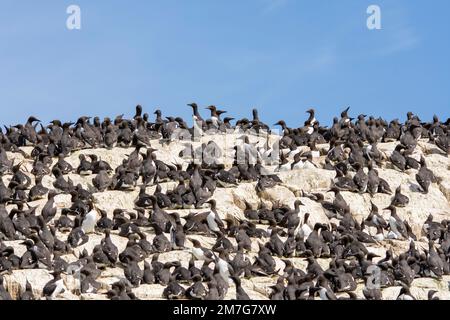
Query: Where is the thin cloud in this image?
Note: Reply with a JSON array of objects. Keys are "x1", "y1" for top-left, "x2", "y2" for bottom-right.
[
  {"x1": 377, "y1": 26, "x2": 420, "y2": 56},
  {"x1": 260, "y1": 0, "x2": 288, "y2": 15},
  {"x1": 305, "y1": 50, "x2": 337, "y2": 72},
  {"x1": 373, "y1": 5, "x2": 421, "y2": 57},
  {"x1": 287, "y1": 47, "x2": 338, "y2": 75}
]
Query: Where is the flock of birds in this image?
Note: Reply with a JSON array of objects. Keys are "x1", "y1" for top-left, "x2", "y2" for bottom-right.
[{"x1": 0, "y1": 104, "x2": 449, "y2": 300}]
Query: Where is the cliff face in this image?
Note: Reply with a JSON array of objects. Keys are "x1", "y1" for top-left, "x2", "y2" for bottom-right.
[{"x1": 2, "y1": 134, "x2": 450, "y2": 300}]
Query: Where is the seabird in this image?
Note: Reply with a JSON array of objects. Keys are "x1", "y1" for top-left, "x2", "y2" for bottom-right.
[
  {"x1": 396, "y1": 284, "x2": 416, "y2": 300},
  {"x1": 96, "y1": 209, "x2": 113, "y2": 230},
  {"x1": 67, "y1": 216, "x2": 89, "y2": 248},
  {"x1": 152, "y1": 224, "x2": 172, "y2": 253},
  {"x1": 54, "y1": 154, "x2": 73, "y2": 175},
  {"x1": 428, "y1": 290, "x2": 440, "y2": 300},
  {"x1": 253, "y1": 243, "x2": 277, "y2": 275},
  {"x1": 155, "y1": 262, "x2": 178, "y2": 286},
  {"x1": 93, "y1": 170, "x2": 112, "y2": 192},
  {"x1": 123, "y1": 257, "x2": 143, "y2": 287},
  {"x1": 189, "y1": 239, "x2": 215, "y2": 263},
  {"x1": 231, "y1": 276, "x2": 250, "y2": 300},
  {"x1": 315, "y1": 275, "x2": 337, "y2": 300},
  {"x1": 0, "y1": 275, "x2": 12, "y2": 300},
  {"x1": 353, "y1": 162, "x2": 368, "y2": 193},
  {"x1": 416, "y1": 156, "x2": 436, "y2": 194},
  {"x1": 186, "y1": 274, "x2": 207, "y2": 300},
  {"x1": 81, "y1": 202, "x2": 99, "y2": 234},
  {"x1": 205, "y1": 200, "x2": 226, "y2": 234},
  {"x1": 205, "y1": 279, "x2": 221, "y2": 300},
  {"x1": 163, "y1": 279, "x2": 186, "y2": 300},
  {"x1": 391, "y1": 186, "x2": 409, "y2": 207},
  {"x1": 28, "y1": 176, "x2": 49, "y2": 201},
  {"x1": 19, "y1": 280, "x2": 35, "y2": 300},
  {"x1": 427, "y1": 240, "x2": 444, "y2": 279},
  {"x1": 365, "y1": 202, "x2": 388, "y2": 230},
  {"x1": 385, "y1": 205, "x2": 409, "y2": 240},
  {"x1": 43, "y1": 271, "x2": 66, "y2": 299},
  {"x1": 390, "y1": 144, "x2": 406, "y2": 171}
]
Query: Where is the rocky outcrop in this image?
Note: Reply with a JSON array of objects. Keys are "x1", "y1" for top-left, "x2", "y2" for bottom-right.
[{"x1": 2, "y1": 135, "x2": 450, "y2": 300}]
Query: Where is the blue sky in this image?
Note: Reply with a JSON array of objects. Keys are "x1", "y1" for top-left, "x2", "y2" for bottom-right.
[{"x1": 0, "y1": 0, "x2": 449, "y2": 127}]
